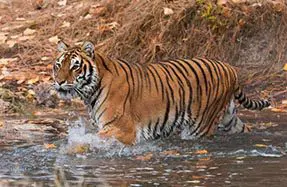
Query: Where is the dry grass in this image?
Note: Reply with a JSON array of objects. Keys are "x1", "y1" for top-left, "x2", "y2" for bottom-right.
[
  {"x1": 0, "y1": 0, "x2": 286, "y2": 103},
  {"x1": 1, "y1": 0, "x2": 287, "y2": 65}
]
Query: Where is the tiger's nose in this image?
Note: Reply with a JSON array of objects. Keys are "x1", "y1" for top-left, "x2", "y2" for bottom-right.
[
  {"x1": 54, "y1": 80, "x2": 67, "y2": 90},
  {"x1": 58, "y1": 80, "x2": 67, "y2": 86}
]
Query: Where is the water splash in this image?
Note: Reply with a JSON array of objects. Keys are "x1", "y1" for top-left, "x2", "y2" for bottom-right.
[{"x1": 63, "y1": 117, "x2": 162, "y2": 157}]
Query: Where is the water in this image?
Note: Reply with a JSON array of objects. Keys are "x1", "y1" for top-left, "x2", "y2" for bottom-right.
[{"x1": 0, "y1": 111, "x2": 286, "y2": 186}]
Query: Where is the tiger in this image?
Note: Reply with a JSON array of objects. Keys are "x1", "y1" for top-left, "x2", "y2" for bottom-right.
[{"x1": 52, "y1": 40, "x2": 270, "y2": 145}]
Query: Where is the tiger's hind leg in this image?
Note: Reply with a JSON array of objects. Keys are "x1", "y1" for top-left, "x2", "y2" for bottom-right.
[{"x1": 217, "y1": 99, "x2": 251, "y2": 134}]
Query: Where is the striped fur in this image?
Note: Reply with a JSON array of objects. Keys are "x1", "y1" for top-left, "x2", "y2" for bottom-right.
[{"x1": 53, "y1": 41, "x2": 270, "y2": 145}]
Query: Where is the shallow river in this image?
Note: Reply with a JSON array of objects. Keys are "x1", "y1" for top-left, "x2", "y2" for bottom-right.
[{"x1": 0, "y1": 110, "x2": 286, "y2": 186}]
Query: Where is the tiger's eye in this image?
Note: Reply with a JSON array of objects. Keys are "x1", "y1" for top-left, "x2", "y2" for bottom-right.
[
  {"x1": 54, "y1": 63, "x2": 61, "y2": 71},
  {"x1": 71, "y1": 65, "x2": 80, "y2": 71}
]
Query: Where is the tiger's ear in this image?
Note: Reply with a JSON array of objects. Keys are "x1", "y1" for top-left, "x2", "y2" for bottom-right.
[
  {"x1": 82, "y1": 41, "x2": 95, "y2": 59},
  {"x1": 57, "y1": 40, "x2": 69, "y2": 52}
]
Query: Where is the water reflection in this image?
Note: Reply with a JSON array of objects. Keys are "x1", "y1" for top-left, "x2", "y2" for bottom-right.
[{"x1": 0, "y1": 115, "x2": 287, "y2": 186}]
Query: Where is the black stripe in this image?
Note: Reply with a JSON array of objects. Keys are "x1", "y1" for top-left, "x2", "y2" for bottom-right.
[
  {"x1": 216, "y1": 60, "x2": 231, "y2": 87},
  {"x1": 117, "y1": 61, "x2": 131, "y2": 113},
  {"x1": 135, "y1": 63, "x2": 145, "y2": 99},
  {"x1": 146, "y1": 66, "x2": 159, "y2": 93},
  {"x1": 119, "y1": 59, "x2": 135, "y2": 95},
  {"x1": 147, "y1": 121, "x2": 152, "y2": 136},
  {"x1": 158, "y1": 64, "x2": 175, "y2": 104},
  {"x1": 90, "y1": 86, "x2": 104, "y2": 108},
  {"x1": 102, "y1": 117, "x2": 117, "y2": 128},
  {"x1": 150, "y1": 65, "x2": 165, "y2": 101},
  {"x1": 153, "y1": 118, "x2": 161, "y2": 139},
  {"x1": 159, "y1": 63, "x2": 174, "y2": 81},
  {"x1": 197, "y1": 58, "x2": 214, "y2": 84},
  {"x1": 98, "y1": 55, "x2": 112, "y2": 73},
  {"x1": 142, "y1": 65, "x2": 152, "y2": 92},
  {"x1": 188, "y1": 58, "x2": 208, "y2": 94},
  {"x1": 111, "y1": 60, "x2": 120, "y2": 76},
  {"x1": 97, "y1": 108, "x2": 107, "y2": 122},
  {"x1": 160, "y1": 90, "x2": 170, "y2": 133},
  {"x1": 165, "y1": 104, "x2": 179, "y2": 138},
  {"x1": 200, "y1": 97, "x2": 224, "y2": 137},
  {"x1": 180, "y1": 59, "x2": 202, "y2": 117}
]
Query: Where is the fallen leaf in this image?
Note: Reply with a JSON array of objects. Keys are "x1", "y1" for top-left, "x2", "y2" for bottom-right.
[
  {"x1": 46, "y1": 64, "x2": 53, "y2": 70},
  {"x1": 10, "y1": 34, "x2": 21, "y2": 39},
  {"x1": 48, "y1": 35, "x2": 60, "y2": 44},
  {"x1": 26, "y1": 89, "x2": 36, "y2": 101},
  {"x1": 135, "y1": 153, "x2": 153, "y2": 161},
  {"x1": 16, "y1": 79, "x2": 25, "y2": 84},
  {"x1": 58, "y1": 0, "x2": 67, "y2": 6},
  {"x1": 6, "y1": 40, "x2": 17, "y2": 48},
  {"x1": 41, "y1": 56, "x2": 50, "y2": 61},
  {"x1": 161, "y1": 150, "x2": 180, "y2": 156},
  {"x1": 89, "y1": 4, "x2": 107, "y2": 16},
  {"x1": 283, "y1": 63, "x2": 287, "y2": 71},
  {"x1": 69, "y1": 144, "x2": 90, "y2": 154},
  {"x1": 43, "y1": 76, "x2": 51, "y2": 82},
  {"x1": 187, "y1": 180, "x2": 201, "y2": 184},
  {"x1": 236, "y1": 156, "x2": 246, "y2": 160},
  {"x1": 84, "y1": 14, "x2": 92, "y2": 19},
  {"x1": 198, "y1": 157, "x2": 210, "y2": 161},
  {"x1": 195, "y1": 149, "x2": 208, "y2": 154},
  {"x1": 44, "y1": 143, "x2": 57, "y2": 149},
  {"x1": 27, "y1": 76, "x2": 39, "y2": 84},
  {"x1": 18, "y1": 35, "x2": 35, "y2": 41},
  {"x1": 163, "y1": 7, "x2": 174, "y2": 15},
  {"x1": 254, "y1": 144, "x2": 268, "y2": 148},
  {"x1": 192, "y1": 175, "x2": 205, "y2": 179},
  {"x1": 107, "y1": 22, "x2": 119, "y2": 29},
  {"x1": 0, "y1": 58, "x2": 18, "y2": 65},
  {"x1": 60, "y1": 21, "x2": 70, "y2": 28},
  {"x1": 56, "y1": 13, "x2": 65, "y2": 17},
  {"x1": 1, "y1": 66, "x2": 10, "y2": 76},
  {"x1": 0, "y1": 33, "x2": 7, "y2": 44},
  {"x1": 231, "y1": 0, "x2": 245, "y2": 3},
  {"x1": 1, "y1": 24, "x2": 24, "y2": 32},
  {"x1": 0, "y1": 120, "x2": 3, "y2": 128},
  {"x1": 16, "y1": 17, "x2": 26, "y2": 21},
  {"x1": 23, "y1": 28, "x2": 36, "y2": 35},
  {"x1": 271, "y1": 108, "x2": 287, "y2": 112},
  {"x1": 217, "y1": 0, "x2": 228, "y2": 6}
]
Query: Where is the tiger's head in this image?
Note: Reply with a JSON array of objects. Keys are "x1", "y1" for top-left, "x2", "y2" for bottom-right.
[{"x1": 52, "y1": 40, "x2": 99, "y2": 100}]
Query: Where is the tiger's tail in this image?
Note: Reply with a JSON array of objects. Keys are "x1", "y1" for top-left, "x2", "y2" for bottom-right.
[{"x1": 234, "y1": 87, "x2": 271, "y2": 110}]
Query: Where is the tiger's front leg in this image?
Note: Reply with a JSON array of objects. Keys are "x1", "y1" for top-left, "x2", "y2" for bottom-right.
[{"x1": 97, "y1": 114, "x2": 137, "y2": 145}]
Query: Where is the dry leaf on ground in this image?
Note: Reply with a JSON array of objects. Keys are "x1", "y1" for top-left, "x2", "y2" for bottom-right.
[
  {"x1": 48, "y1": 35, "x2": 60, "y2": 44},
  {"x1": 163, "y1": 7, "x2": 174, "y2": 15},
  {"x1": 23, "y1": 28, "x2": 36, "y2": 35},
  {"x1": 60, "y1": 21, "x2": 70, "y2": 28},
  {"x1": 27, "y1": 76, "x2": 39, "y2": 85},
  {"x1": 195, "y1": 149, "x2": 208, "y2": 154},
  {"x1": 44, "y1": 143, "x2": 57, "y2": 149},
  {"x1": 68, "y1": 144, "x2": 90, "y2": 154},
  {"x1": 271, "y1": 108, "x2": 287, "y2": 112},
  {"x1": 160, "y1": 150, "x2": 180, "y2": 156},
  {"x1": 58, "y1": 0, "x2": 67, "y2": 6},
  {"x1": 0, "y1": 58, "x2": 18, "y2": 65},
  {"x1": 135, "y1": 153, "x2": 153, "y2": 161},
  {"x1": 254, "y1": 144, "x2": 268, "y2": 148}
]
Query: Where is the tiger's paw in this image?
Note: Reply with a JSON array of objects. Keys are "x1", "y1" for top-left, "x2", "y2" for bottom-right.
[{"x1": 97, "y1": 125, "x2": 115, "y2": 139}]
